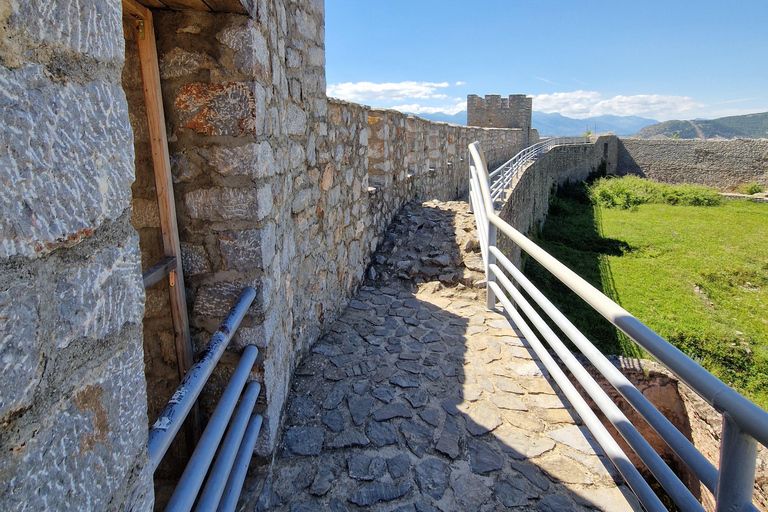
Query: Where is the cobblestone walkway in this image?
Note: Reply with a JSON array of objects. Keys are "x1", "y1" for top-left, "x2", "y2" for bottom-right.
[{"x1": 246, "y1": 200, "x2": 641, "y2": 512}]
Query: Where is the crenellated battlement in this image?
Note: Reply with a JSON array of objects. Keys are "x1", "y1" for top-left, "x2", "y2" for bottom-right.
[{"x1": 467, "y1": 94, "x2": 533, "y2": 144}]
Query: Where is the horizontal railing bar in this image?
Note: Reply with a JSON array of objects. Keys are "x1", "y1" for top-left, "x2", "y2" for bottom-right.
[
  {"x1": 195, "y1": 380, "x2": 262, "y2": 512},
  {"x1": 468, "y1": 140, "x2": 768, "y2": 448},
  {"x1": 165, "y1": 344, "x2": 259, "y2": 512},
  {"x1": 489, "y1": 245, "x2": 719, "y2": 492},
  {"x1": 486, "y1": 280, "x2": 668, "y2": 512},
  {"x1": 487, "y1": 208, "x2": 768, "y2": 447},
  {"x1": 489, "y1": 265, "x2": 705, "y2": 512},
  {"x1": 217, "y1": 413, "x2": 264, "y2": 512},
  {"x1": 148, "y1": 286, "x2": 257, "y2": 470},
  {"x1": 143, "y1": 256, "x2": 176, "y2": 289}
]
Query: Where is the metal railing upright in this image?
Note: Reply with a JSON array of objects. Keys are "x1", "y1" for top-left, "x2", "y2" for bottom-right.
[
  {"x1": 467, "y1": 141, "x2": 767, "y2": 512},
  {"x1": 487, "y1": 137, "x2": 589, "y2": 204}
]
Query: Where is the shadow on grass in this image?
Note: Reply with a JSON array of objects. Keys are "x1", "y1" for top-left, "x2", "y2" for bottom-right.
[{"x1": 522, "y1": 181, "x2": 643, "y2": 359}]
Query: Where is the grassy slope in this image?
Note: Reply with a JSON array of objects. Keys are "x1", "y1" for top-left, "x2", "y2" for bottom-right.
[{"x1": 527, "y1": 193, "x2": 768, "y2": 408}]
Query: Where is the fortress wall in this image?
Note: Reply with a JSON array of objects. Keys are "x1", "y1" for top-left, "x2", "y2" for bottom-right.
[
  {"x1": 499, "y1": 135, "x2": 618, "y2": 267},
  {"x1": 618, "y1": 138, "x2": 768, "y2": 189},
  {"x1": 0, "y1": 1, "x2": 153, "y2": 510}
]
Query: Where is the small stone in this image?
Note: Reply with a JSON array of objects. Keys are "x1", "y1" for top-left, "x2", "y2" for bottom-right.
[
  {"x1": 496, "y1": 378, "x2": 525, "y2": 394},
  {"x1": 390, "y1": 373, "x2": 419, "y2": 388},
  {"x1": 435, "y1": 415, "x2": 461, "y2": 459},
  {"x1": 537, "y1": 495, "x2": 576, "y2": 512},
  {"x1": 290, "y1": 502, "x2": 320, "y2": 512},
  {"x1": 352, "y1": 380, "x2": 370, "y2": 395},
  {"x1": 373, "y1": 402, "x2": 413, "y2": 421},
  {"x1": 348, "y1": 482, "x2": 412, "y2": 506},
  {"x1": 422, "y1": 331, "x2": 441, "y2": 343},
  {"x1": 328, "y1": 498, "x2": 349, "y2": 512},
  {"x1": 414, "y1": 503, "x2": 439, "y2": 512},
  {"x1": 468, "y1": 439, "x2": 503, "y2": 474},
  {"x1": 285, "y1": 427, "x2": 324, "y2": 456},
  {"x1": 424, "y1": 368, "x2": 441, "y2": 381},
  {"x1": 404, "y1": 390, "x2": 428, "y2": 408},
  {"x1": 498, "y1": 433, "x2": 555, "y2": 459},
  {"x1": 372, "y1": 366, "x2": 396, "y2": 383},
  {"x1": 440, "y1": 399, "x2": 461, "y2": 416},
  {"x1": 310, "y1": 459, "x2": 334, "y2": 496},
  {"x1": 288, "y1": 396, "x2": 319, "y2": 423},
  {"x1": 348, "y1": 455, "x2": 387, "y2": 481},
  {"x1": 387, "y1": 454, "x2": 410, "y2": 479},
  {"x1": 366, "y1": 421, "x2": 397, "y2": 447},
  {"x1": 547, "y1": 425, "x2": 597, "y2": 454},
  {"x1": 256, "y1": 478, "x2": 282, "y2": 511},
  {"x1": 274, "y1": 465, "x2": 313, "y2": 501},
  {"x1": 490, "y1": 393, "x2": 528, "y2": 411},
  {"x1": 322, "y1": 410, "x2": 345, "y2": 432},
  {"x1": 372, "y1": 386, "x2": 396, "y2": 403},
  {"x1": 326, "y1": 428, "x2": 369, "y2": 449},
  {"x1": 465, "y1": 405, "x2": 502, "y2": 436},
  {"x1": 396, "y1": 360, "x2": 422, "y2": 373},
  {"x1": 323, "y1": 381, "x2": 348, "y2": 410},
  {"x1": 419, "y1": 409, "x2": 440, "y2": 427},
  {"x1": 349, "y1": 299, "x2": 371, "y2": 310},
  {"x1": 493, "y1": 479, "x2": 530, "y2": 507},
  {"x1": 400, "y1": 420, "x2": 432, "y2": 457},
  {"x1": 414, "y1": 458, "x2": 450, "y2": 499},
  {"x1": 451, "y1": 474, "x2": 492, "y2": 510},
  {"x1": 348, "y1": 395, "x2": 373, "y2": 426},
  {"x1": 509, "y1": 461, "x2": 550, "y2": 491}
]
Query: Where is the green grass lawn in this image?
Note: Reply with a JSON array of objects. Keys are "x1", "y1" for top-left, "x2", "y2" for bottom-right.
[{"x1": 525, "y1": 182, "x2": 768, "y2": 408}]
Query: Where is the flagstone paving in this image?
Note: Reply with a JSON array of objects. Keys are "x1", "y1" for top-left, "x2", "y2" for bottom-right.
[{"x1": 244, "y1": 199, "x2": 641, "y2": 512}]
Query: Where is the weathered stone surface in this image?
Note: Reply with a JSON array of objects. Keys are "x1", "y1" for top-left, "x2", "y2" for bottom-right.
[
  {"x1": 373, "y1": 402, "x2": 412, "y2": 421},
  {"x1": 536, "y1": 494, "x2": 576, "y2": 512},
  {"x1": 274, "y1": 465, "x2": 313, "y2": 501},
  {"x1": 175, "y1": 82, "x2": 257, "y2": 136},
  {"x1": 347, "y1": 455, "x2": 386, "y2": 481},
  {"x1": 322, "y1": 410, "x2": 345, "y2": 432},
  {"x1": 180, "y1": 243, "x2": 210, "y2": 276},
  {"x1": 326, "y1": 429, "x2": 369, "y2": 449},
  {"x1": 390, "y1": 373, "x2": 419, "y2": 388},
  {"x1": 465, "y1": 404, "x2": 502, "y2": 436},
  {"x1": 184, "y1": 187, "x2": 262, "y2": 221},
  {"x1": 347, "y1": 395, "x2": 373, "y2": 426},
  {"x1": 366, "y1": 421, "x2": 397, "y2": 447},
  {"x1": 219, "y1": 229, "x2": 263, "y2": 271},
  {"x1": 285, "y1": 427, "x2": 324, "y2": 456},
  {"x1": 435, "y1": 414, "x2": 461, "y2": 459},
  {"x1": 387, "y1": 453, "x2": 410, "y2": 479},
  {"x1": 494, "y1": 477, "x2": 536, "y2": 507},
  {"x1": 468, "y1": 439, "x2": 504, "y2": 474},
  {"x1": 547, "y1": 425, "x2": 597, "y2": 454},
  {"x1": 498, "y1": 432, "x2": 556, "y2": 459},
  {"x1": 348, "y1": 482, "x2": 412, "y2": 506},
  {"x1": 400, "y1": 420, "x2": 432, "y2": 457},
  {"x1": 0, "y1": 67, "x2": 134, "y2": 259},
  {"x1": 451, "y1": 474, "x2": 492, "y2": 510},
  {"x1": 323, "y1": 381, "x2": 348, "y2": 410},
  {"x1": 414, "y1": 458, "x2": 450, "y2": 499}
]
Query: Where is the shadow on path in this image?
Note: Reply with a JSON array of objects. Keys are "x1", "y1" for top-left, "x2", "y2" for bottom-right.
[{"x1": 242, "y1": 200, "x2": 640, "y2": 512}]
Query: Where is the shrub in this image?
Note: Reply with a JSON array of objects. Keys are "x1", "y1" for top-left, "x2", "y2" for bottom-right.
[
  {"x1": 738, "y1": 183, "x2": 765, "y2": 195},
  {"x1": 588, "y1": 176, "x2": 722, "y2": 209}
]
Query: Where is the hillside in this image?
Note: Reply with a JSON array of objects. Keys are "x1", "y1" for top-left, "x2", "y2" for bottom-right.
[
  {"x1": 404, "y1": 110, "x2": 657, "y2": 137},
  {"x1": 632, "y1": 111, "x2": 768, "y2": 139}
]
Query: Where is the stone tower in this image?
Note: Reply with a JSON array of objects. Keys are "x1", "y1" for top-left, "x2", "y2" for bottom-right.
[{"x1": 467, "y1": 94, "x2": 533, "y2": 144}]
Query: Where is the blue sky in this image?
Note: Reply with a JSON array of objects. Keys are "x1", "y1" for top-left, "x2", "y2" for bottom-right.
[{"x1": 325, "y1": 0, "x2": 768, "y2": 121}]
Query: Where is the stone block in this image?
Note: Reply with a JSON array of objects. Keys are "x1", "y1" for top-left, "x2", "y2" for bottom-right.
[
  {"x1": 184, "y1": 187, "x2": 261, "y2": 221},
  {"x1": 175, "y1": 82, "x2": 258, "y2": 136},
  {"x1": 217, "y1": 19, "x2": 269, "y2": 78},
  {"x1": 219, "y1": 229, "x2": 263, "y2": 271},
  {"x1": 0, "y1": 277, "x2": 41, "y2": 422},
  {"x1": 130, "y1": 198, "x2": 160, "y2": 230},
  {"x1": 1, "y1": 344, "x2": 150, "y2": 510},
  {"x1": 192, "y1": 280, "x2": 262, "y2": 319},
  {"x1": 0, "y1": 66, "x2": 134, "y2": 259},
  {"x1": 53, "y1": 234, "x2": 145, "y2": 348},
  {"x1": 158, "y1": 47, "x2": 215, "y2": 80},
  {"x1": 285, "y1": 103, "x2": 307, "y2": 135},
  {"x1": 180, "y1": 243, "x2": 210, "y2": 277},
  {"x1": 200, "y1": 141, "x2": 276, "y2": 179}
]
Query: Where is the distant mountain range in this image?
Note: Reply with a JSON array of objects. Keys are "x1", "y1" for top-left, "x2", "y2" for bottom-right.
[
  {"x1": 402, "y1": 110, "x2": 658, "y2": 137},
  {"x1": 632, "y1": 111, "x2": 768, "y2": 140}
]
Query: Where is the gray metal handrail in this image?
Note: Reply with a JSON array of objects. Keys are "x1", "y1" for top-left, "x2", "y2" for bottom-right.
[
  {"x1": 488, "y1": 136, "x2": 589, "y2": 204},
  {"x1": 468, "y1": 141, "x2": 766, "y2": 512},
  {"x1": 147, "y1": 287, "x2": 263, "y2": 512}
]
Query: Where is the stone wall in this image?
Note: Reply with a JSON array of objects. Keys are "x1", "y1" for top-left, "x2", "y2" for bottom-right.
[
  {"x1": 618, "y1": 138, "x2": 768, "y2": 189},
  {"x1": 499, "y1": 135, "x2": 618, "y2": 267},
  {"x1": 0, "y1": 0, "x2": 152, "y2": 510}
]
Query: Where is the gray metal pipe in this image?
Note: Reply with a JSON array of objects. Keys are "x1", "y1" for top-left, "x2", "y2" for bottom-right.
[
  {"x1": 164, "y1": 344, "x2": 259, "y2": 512},
  {"x1": 195, "y1": 380, "x2": 261, "y2": 512},
  {"x1": 217, "y1": 413, "x2": 264, "y2": 512},
  {"x1": 489, "y1": 245, "x2": 719, "y2": 493},
  {"x1": 148, "y1": 286, "x2": 257, "y2": 471},
  {"x1": 486, "y1": 280, "x2": 667, "y2": 512}
]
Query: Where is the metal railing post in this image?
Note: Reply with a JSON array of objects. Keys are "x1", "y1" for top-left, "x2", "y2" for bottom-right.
[
  {"x1": 486, "y1": 221, "x2": 497, "y2": 310},
  {"x1": 715, "y1": 414, "x2": 758, "y2": 512}
]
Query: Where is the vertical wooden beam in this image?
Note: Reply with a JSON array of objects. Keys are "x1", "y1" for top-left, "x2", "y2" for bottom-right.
[{"x1": 124, "y1": 0, "x2": 193, "y2": 383}]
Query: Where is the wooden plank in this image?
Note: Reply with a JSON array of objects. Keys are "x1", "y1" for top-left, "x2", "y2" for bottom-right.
[
  {"x1": 159, "y1": 0, "x2": 212, "y2": 11},
  {"x1": 122, "y1": 0, "x2": 149, "y2": 18},
  {"x1": 135, "y1": 0, "x2": 167, "y2": 9},
  {"x1": 143, "y1": 256, "x2": 177, "y2": 289},
  {"x1": 132, "y1": 7, "x2": 194, "y2": 383},
  {"x1": 202, "y1": 0, "x2": 248, "y2": 14}
]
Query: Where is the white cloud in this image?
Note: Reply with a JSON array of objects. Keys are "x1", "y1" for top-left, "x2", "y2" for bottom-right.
[
  {"x1": 327, "y1": 81, "x2": 451, "y2": 102},
  {"x1": 534, "y1": 90, "x2": 706, "y2": 120},
  {"x1": 391, "y1": 101, "x2": 467, "y2": 116},
  {"x1": 455, "y1": 81, "x2": 466, "y2": 86}
]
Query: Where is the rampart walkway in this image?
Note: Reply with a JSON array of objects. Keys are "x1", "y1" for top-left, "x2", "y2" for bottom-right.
[{"x1": 244, "y1": 199, "x2": 640, "y2": 511}]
